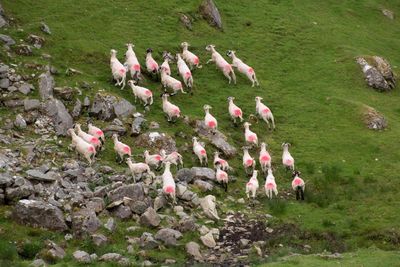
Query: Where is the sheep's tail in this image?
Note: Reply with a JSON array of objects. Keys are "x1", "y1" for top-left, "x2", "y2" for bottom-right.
[{"x1": 187, "y1": 76, "x2": 193, "y2": 88}]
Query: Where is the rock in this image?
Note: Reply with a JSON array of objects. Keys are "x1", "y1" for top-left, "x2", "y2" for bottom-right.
[
  {"x1": 195, "y1": 120, "x2": 237, "y2": 157},
  {"x1": 0, "y1": 64, "x2": 9, "y2": 76},
  {"x1": 38, "y1": 71, "x2": 54, "y2": 100},
  {"x1": 200, "y1": 232, "x2": 216, "y2": 248},
  {"x1": 140, "y1": 207, "x2": 160, "y2": 227},
  {"x1": 131, "y1": 116, "x2": 147, "y2": 136},
  {"x1": 25, "y1": 169, "x2": 57, "y2": 182},
  {"x1": 0, "y1": 78, "x2": 9, "y2": 88},
  {"x1": 180, "y1": 14, "x2": 193, "y2": 30},
  {"x1": 71, "y1": 99, "x2": 82, "y2": 118},
  {"x1": 0, "y1": 14, "x2": 6, "y2": 29},
  {"x1": 13, "y1": 200, "x2": 67, "y2": 231},
  {"x1": 73, "y1": 250, "x2": 91, "y2": 263},
  {"x1": 92, "y1": 234, "x2": 108, "y2": 246},
  {"x1": 363, "y1": 106, "x2": 387, "y2": 130},
  {"x1": 4, "y1": 99, "x2": 24, "y2": 108},
  {"x1": 108, "y1": 183, "x2": 145, "y2": 202},
  {"x1": 356, "y1": 57, "x2": 391, "y2": 92},
  {"x1": 30, "y1": 259, "x2": 47, "y2": 267},
  {"x1": 72, "y1": 208, "x2": 101, "y2": 236},
  {"x1": 194, "y1": 179, "x2": 214, "y2": 191},
  {"x1": 382, "y1": 9, "x2": 394, "y2": 20},
  {"x1": 199, "y1": 0, "x2": 223, "y2": 29},
  {"x1": 45, "y1": 98, "x2": 73, "y2": 136},
  {"x1": 14, "y1": 114, "x2": 27, "y2": 129},
  {"x1": 54, "y1": 86, "x2": 76, "y2": 101},
  {"x1": 90, "y1": 93, "x2": 117, "y2": 121},
  {"x1": 199, "y1": 195, "x2": 219, "y2": 220},
  {"x1": 140, "y1": 232, "x2": 159, "y2": 249},
  {"x1": 65, "y1": 68, "x2": 83, "y2": 76},
  {"x1": 15, "y1": 44, "x2": 33, "y2": 56},
  {"x1": 0, "y1": 172, "x2": 13, "y2": 187},
  {"x1": 99, "y1": 253, "x2": 122, "y2": 261},
  {"x1": 155, "y1": 228, "x2": 183, "y2": 246},
  {"x1": 40, "y1": 22, "x2": 51, "y2": 35},
  {"x1": 111, "y1": 205, "x2": 132, "y2": 220},
  {"x1": 103, "y1": 124, "x2": 126, "y2": 137},
  {"x1": 191, "y1": 167, "x2": 215, "y2": 182},
  {"x1": 113, "y1": 98, "x2": 135, "y2": 118},
  {"x1": 186, "y1": 242, "x2": 203, "y2": 261},
  {"x1": 135, "y1": 132, "x2": 177, "y2": 153},
  {"x1": 86, "y1": 197, "x2": 105, "y2": 213},
  {"x1": 240, "y1": 238, "x2": 250, "y2": 247},
  {"x1": 18, "y1": 83, "x2": 33, "y2": 95},
  {"x1": 83, "y1": 96, "x2": 90, "y2": 107},
  {"x1": 125, "y1": 198, "x2": 150, "y2": 215},
  {"x1": 5, "y1": 178, "x2": 34, "y2": 201},
  {"x1": 176, "y1": 184, "x2": 199, "y2": 203},
  {"x1": 24, "y1": 99, "x2": 41, "y2": 111},
  {"x1": 44, "y1": 241, "x2": 66, "y2": 260},
  {"x1": 372, "y1": 56, "x2": 396, "y2": 88},
  {"x1": 0, "y1": 34, "x2": 15, "y2": 46},
  {"x1": 179, "y1": 217, "x2": 196, "y2": 232},
  {"x1": 104, "y1": 217, "x2": 116, "y2": 231},
  {"x1": 27, "y1": 34, "x2": 45, "y2": 49}
]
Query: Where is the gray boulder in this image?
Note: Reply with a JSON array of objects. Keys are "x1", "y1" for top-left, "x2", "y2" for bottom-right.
[
  {"x1": 135, "y1": 132, "x2": 177, "y2": 153},
  {"x1": 5, "y1": 178, "x2": 34, "y2": 202},
  {"x1": 92, "y1": 234, "x2": 108, "y2": 246},
  {"x1": 12, "y1": 200, "x2": 67, "y2": 231},
  {"x1": 108, "y1": 183, "x2": 145, "y2": 202},
  {"x1": 356, "y1": 57, "x2": 391, "y2": 92},
  {"x1": 18, "y1": 83, "x2": 33, "y2": 95},
  {"x1": 73, "y1": 250, "x2": 91, "y2": 263},
  {"x1": 0, "y1": 78, "x2": 9, "y2": 89},
  {"x1": 140, "y1": 232, "x2": 159, "y2": 249},
  {"x1": 72, "y1": 208, "x2": 101, "y2": 236},
  {"x1": 40, "y1": 22, "x2": 51, "y2": 35},
  {"x1": 45, "y1": 98, "x2": 73, "y2": 136},
  {"x1": 0, "y1": 172, "x2": 13, "y2": 187},
  {"x1": 140, "y1": 207, "x2": 160, "y2": 227},
  {"x1": 113, "y1": 98, "x2": 135, "y2": 118},
  {"x1": 177, "y1": 167, "x2": 215, "y2": 183},
  {"x1": 186, "y1": 241, "x2": 203, "y2": 261},
  {"x1": 25, "y1": 169, "x2": 58, "y2": 182},
  {"x1": 131, "y1": 116, "x2": 147, "y2": 136},
  {"x1": 24, "y1": 99, "x2": 41, "y2": 111},
  {"x1": 0, "y1": 34, "x2": 15, "y2": 46},
  {"x1": 14, "y1": 114, "x2": 27, "y2": 130},
  {"x1": 38, "y1": 71, "x2": 54, "y2": 100},
  {"x1": 363, "y1": 106, "x2": 387, "y2": 130},
  {"x1": 71, "y1": 99, "x2": 82, "y2": 118},
  {"x1": 90, "y1": 93, "x2": 116, "y2": 121},
  {"x1": 199, "y1": 0, "x2": 223, "y2": 29},
  {"x1": 155, "y1": 228, "x2": 183, "y2": 246}
]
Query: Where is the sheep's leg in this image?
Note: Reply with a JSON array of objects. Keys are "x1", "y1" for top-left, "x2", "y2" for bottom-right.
[
  {"x1": 206, "y1": 58, "x2": 213, "y2": 64},
  {"x1": 224, "y1": 72, "x2": 232, "y2": 84},
  {"x1": 300, "y1": 188, "x2": 304, "y2": 200},
  {"x1": 231, "y1": 71, "x2": 236, "y2": 84},
  {"x1": 120, "y1": 76, "x2": 126, "y2": 89},
  {"x1": 224, "y1": 182, "x2": 228, "y2": 192},
  {"x1": 270, "y1": 117, "x2": 276, "y2": 129},
  {"x1": 296, "y1": 188, "x2": 300, "y2": 200},
  {"x1": 254, "y1": 74, "x2": 260, "y2": 86}
]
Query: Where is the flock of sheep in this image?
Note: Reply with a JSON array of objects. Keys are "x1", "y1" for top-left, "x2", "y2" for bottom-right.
[{"x1": 66, "y1": 42, "x2": 306, "y2": 203}]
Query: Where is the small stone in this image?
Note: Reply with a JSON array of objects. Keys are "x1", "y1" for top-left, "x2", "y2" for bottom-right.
[
  {"x1": 200, "y1": 232, "x2": 216, "y2": 248},
  {"x1": 0, "y1": 78, "x2": 9, "y2": 89},
  {"x1": 30, "y1": 259, "x2": 47, "y2": 267},
  {"x1": 92, "y1": 234, "x2": 108, "y2": 246},
  {"x1": 14, "y1": 114, "x2": 27, "y2": 129},
  {"x1": 73, "y1": 250, "x2": 91, "y2": 263},
  {"x1": 382, "y1": 9, "x2": 394, "y2": 20},
  {"x1": 155, "y1": 228, "x2": 183, "y2": 246},
  {"x1": 15, "y1": 44, "x2": 33, "y2": 56},
  {"x1": 0, "y1": 34, "x2": 15, "y2": 46},
  {"x1": 40, "y1": 22, "x2": 51, "y2": 35},
  {"x1": 149, "y1": 121, "x2": 159, "y2": 129},
  {"x1": 140, "y1": 207, "x2": 160, "y2": 227},
  {"x1": 186, "y1": 241, "x2": 203, "y2": 261},
  {"x1": 18, "y1": 83, "x2": 33, "y2": 95},
  {"x1": 24, "y1": 99, "x2": 41, "y2": 111},
  {"x1": 104, "y1": 217, "x2": 116, "y2": 232}
]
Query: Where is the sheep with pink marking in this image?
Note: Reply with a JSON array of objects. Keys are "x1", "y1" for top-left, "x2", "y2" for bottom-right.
[
  {"x1": 245, "y1": 170, "x2": 259, "y2": 199},
  {"x1": 203, "y1": 105, "x2": 218, "y2": 132},
  {"x1": 213, "y1": 151, "x2": 229, "y2": 171},
  {"x1": 215, "y1": 163, "x2": 229, "y2": 192},
  {"x1": 192, "y1": 137, "x2": 208, "y2": 166},
  {"x1": 128, "y1": 80, "x2": 153, "y2": 106},
  {"x1": 160, "y1": 150, "x2": 184, "y2": 169},
  {"x1": 125, "y1": 43, "x2": 141, "y2": 81},
  {"x1": 112, "y1": 134, "x2": 132, "y2": 163},
  {"x1": 242, "y1": 146, "x2": 256, "y2": 174},
  {"x1": 161, "y1": 94, "x2": 181, "y2": 122},
  {"x1": 259, "y1": 142, "x2": 272, "y2": 173},
  {"x1": 67, "y1": 128, "x2": 96, "y2": 165},
  {"x1": 227, "y1": 50, "x2": 259, "y2": 87},
  {"x1": 227, "y1": 96, "x2": 243, "y2": 124},
  {"x1": 88, "y1": 123, "x2": 105, "y2": 145},
  {"x1": 160, "y1": 67, "x2": 186, "y2": 95},
  {"x1": 162, "y1": 162, "x2": 176, "y2": 204},
  {"x1": 265, "y1": 168, "x2": 278, "y2": 199},
  {"x1": 255, "y1": 96, "x2": 275, "y2": 130},
  {"x1": 206, "y1": 44, "x2": 236, "y2": 84},
  {"x1": 126, "y1": 158, "x2": 155, "y2": 183},
  {"x1": 176, "y1": 53, "x2": 193, "y2": 89},
  {"x1": 110, "y1": 49, "x2": 127, "y2": 89},
  {"x1": 181, "y1": 42, "x2": 202, "y2": 69},
  {"x1": 282, "y1": 143, "x2": 295, "y2": 170},
  {"x1": 75, "y1": 123, "x2": 101, "y2": 150},
  {"x1": 291, "y1": 171, "x2": 305, "y2": 200},
  {"x1": 145, "y1": 48, "x2": 159, "y2": 76},
  {"x1": 243, "y1": 122, "x2": 258, "y2": 147},
  {"x1": 144, "y1": 150, "x2": 163, "y2": 170}
]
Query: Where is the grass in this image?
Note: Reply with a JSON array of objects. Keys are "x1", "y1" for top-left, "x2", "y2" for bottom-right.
[{"x1": 1, "y1": 0, "x2": 400, "y2": 265}]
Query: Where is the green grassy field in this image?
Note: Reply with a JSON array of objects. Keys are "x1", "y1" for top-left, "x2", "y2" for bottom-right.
[{"x1": 1, "y1": 0, "x2": 400, "y2": 265}]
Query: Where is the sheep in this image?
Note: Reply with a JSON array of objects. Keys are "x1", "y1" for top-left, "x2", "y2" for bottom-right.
[
  {"x1": 215, "y1": 163, "x2": 228, "y2": 192},
  {"x1": 243, "y1": 122, "x2": 258, "y2": 147},
  {"x1": 255, "y1": 96, "x2": 275, "y2": 130},
  {"x1": 227, "y1": 96, "x2": 243, "y2": 123},
  {"x1": 67, "y1": 128, "x2": 96, "y2": 165},
  {"x1": 265, "y1": 168, "x2": 278, "y2": 199},
  {"x1": 192, "y1": 137, "x2": 208, "y2": 166},
  {"x1": 242, "y1": 146, "x2": 256, "y2": 174},
  {"x1": 213, "y1": 151, "x2": 230, "y2": 171},
  {"x1": 205, "y1": 44, "x2": 236, "y2": 84},
  {"x1": 160, "y1": 51, "x2": 173, "y2": 75},
  {"x1": 125, "y1": 43, "x2": 141, "y2": 81},
  {"x1": 226, "y1": 50, "x2": 259, "y2": 87},
  {"x1": 245, "y1": 170, "x2": 259, "y2": 199},
  {"x1": 291, "y1": 170, "x2": 305, "y2": 200},
  {"x1": 88, "y1": 123, "x2": 105, "y2": 145},
  {"x1": 203, "y1": 105, "x2": 218, "y2": 132},
  {"x1": 259, "y1": 142, "x2": 272, "y2": 173},
  {"x1": 144, "y1": 150, "x2": 163, "y2": 170},
  {"x1": 126, "y1": 158, "x2": 155, "y2": 183},
  {"x1": 161, "y1": 93, "x2": 181, "y2": 122},
  {"x1": 145, "y1": 48, "x2": 159, "y2": 75},
  {"x1": 162, "y1": 162, "x2": 176, "y2": 204},
  {"x1": 128, "y1": 80, "x2": 153, "y2": 106},
  {"x1": 74, "y1": 123, "x2": 101, "y2": 150},
  {"x1": 112, "y1": 134, "x2": 132, "y2": 163},
  {"x1": 160, "y1": 149, "x2": 184, "y2": 169},
  {"x1": 282, "y1": 143, "x2": 294, "y2": 170},
  {"x1": 160, "y1": 67, "x2": 186, "y2": 95},
  {"x1": 176, "y1": 53, "x2": 193, "y2": 89},
  {"x1": 110, "y1": 49, "x2": 127, "y2": 89},
  {"x1": 181, "y1": 42, "x2": 202, "y2": 69}
]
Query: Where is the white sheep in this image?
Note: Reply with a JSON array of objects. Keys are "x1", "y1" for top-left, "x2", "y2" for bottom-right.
[
  {"x1": 88, "y1": 123, "x2": 105, "y2": 144},
  {"x1": 112, "y1": 134, "x2": 132, "y2": 163},
  {"x1": 110, "y1": 49, "x2": 127, "y2": 89},
  {"x1": 160, "y1": 67, "x2": 186, "y2": 95},
  {"x1": 125, "y1": 43, "x2": 141, "y2": 80},
  {"x1": 160, "y1": 51, "x2": 173, "y2": 75},
  {"x1": 245, "y1": 170, "x2": 259, "y2": 199},
  {"x1": 162, "y1": 162, "x2": 176, "y2": 204},
  {"x1": 213, "y1": 151, "x2": 229, "y2": 171},
  {"x1": 126, "y1": 158, "x2": 155, "y2": 183},
  {"x1": 243, "y1": 122, "x2": 258, "y2": 147},
  {"x1": 226, "y1": 50, "x2": 259, "y2": 87},
  {"x1": 215, "y1": 164, "x2": 229, "y2": 191},
  {"x1": 192, "y1": 137, "x2": 208, "y2": 166},
  {"x1": 265, "y1": 168, "x2": 278, "y2": 199},
  {"x1": 181, "y1": 42, "x2": 202, "y2": 69},
  {"x1": 227, "y1": 96, "x2": 243, "y2": 123},
  {"x1": 144, "y1": 150, "x2": 163, "y2": 170},
  {"x1": 176, "y1": 53, "x2": 193, "y2": 88},
  {"x1": 128, "y1": 80, "x2": 153, "y2": 106},
  {"x1": 74, "y1": 123, "x2": 101, "y2": 150},
  {"x1": 203, "y1": 105, "x2": 217, "y2": 131},
  {"x1": 67, "y1": 128, "x2": 96, "y2": 165},
  {"x1": 291, "y1": 171, "x2": 305, "y2": 200},
  {"x1": 206, "y1": 44, "x2": 236, "y2": 84},
  {"x1": 259, "y1": 142, "x2": 272, "y2": 173},
  {"x1": 145, "y1": 48, "x2": 159, "y2": 75},
  {"x1": 255, "y1": 96, "x2": 275, "y2": 130},
  {"x1": 160, "y1": 150, "x2": 183, "y2": 169},
  {"x1": 161, "y1": 94, "x2": 181, "y2": 122},
  {"x1": 242, "y1": 147, "x2": 256, "y2": 174},
  {"x1": 282, "y1": 143, "x2": 294, "y2": 170}
]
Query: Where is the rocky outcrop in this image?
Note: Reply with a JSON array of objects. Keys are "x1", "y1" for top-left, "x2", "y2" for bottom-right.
[
  {"x1": 363, "y1": 106, "x2": 387, "y2": 130},
  {"x1": 90, "y1": 93, "x2": 135, "y2": 121},
  {"x1": 38, "y1": 71, "x2": 55, "y2": 100},
  {"x1": 45, "y1": 97, "x2": 73, "y2": 136},
  {"x1": 199, "y1": 0, "x2": 223, "y2": 29},
  {"x1": 135, "y1": 132, "x2": 177, "y2": 153},
  {"x1": 356, "y1": 57, "x2": 395, "y2": 92},
  {"x1": 199, "y1": 195, "x2": 219, "y2": 220}
]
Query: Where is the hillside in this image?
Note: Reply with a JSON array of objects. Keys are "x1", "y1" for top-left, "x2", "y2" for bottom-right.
[{"x1": 0, "y1": 0, "x2": 400, "y2": 266}]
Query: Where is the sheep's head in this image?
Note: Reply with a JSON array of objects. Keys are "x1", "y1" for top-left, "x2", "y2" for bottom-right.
[
  {"x1": 203, "y1": 104, "x2": 212, "y2": 111},
  {"x1": 74, "y1": 123, "x2": 81, "y2": 131},
  {"x1": 110, "y1": 49, "x2": 117, "y2": 55},
  {"x1": 192, "y1": 136, "x2": 198, "y2": 143},
  {"x1": 205, "y1": 44, "x2": 215, "y2": 51},
  {"x1": 255, "y1": 96, "x2": 263, "y2": 102},
  {"x1": 181, "y1": 42, "x2": 189, "y2": 48},
  {"x1": 252, "y1": 170, "x2": 258, "y2": 176},
  {"x1": 243, "y1": 122, "x2": 251, "y2": 128},
  {"x1": 112, "y1": 134, "x2": 118, "y2": 141},
  {"x1": 146, "y1": 48, "x2": 153, "y2": 54},
  {"x1": 161, "y1": 93, "x2": 170, "y2": 100},
  {"x1": 227, "y1": 96, "x2": 235, "y2": 102},
  {"x1": 67, "y1": 128, "x2": 74, "y2": 136},
  {"x1": 292, "y1": 170, "x2": 301, "y2": 178},
  {"x1": 175, "y1": 53, "x2": 182, "y2": 60},
  {"x1": 126, "y1": 43, "x2": 134, "y2": 48},
  {"x1": 126, "y1": 158, "x2": 132, "y2": 164},
  {"x1": 242, "y1": 146, "x2": 249, "y2": 152},
  {"x1": 261, "y1": 142, "x2": 267, "y2": 149},
  {"x1": 128, "y1": 80, "x2": 136, "y2": 87},
  {"x1": 356, "y1": 57, "x2": 368, "y2": 66},
  {"x1": 226, "y1": 50, "x2": 235, "y2": 58},
  {"x1": 282, "y1": 143, "x2": 291, "y2": 149},
  {"x1": 162, "y1": 51, "x2": 173, "y2": 61}
]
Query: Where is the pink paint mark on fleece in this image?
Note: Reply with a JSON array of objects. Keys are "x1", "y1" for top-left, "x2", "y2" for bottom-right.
[
  {"x1": 194, "y1": 57, "x2": 199, "y2": 64},
  {"x1": 151, "y1": 62, "x2": 158, "y2": 70},
  {"x1": 285, "y1": 159, "x2": 293, "y2": 165},
  {"x1": 200, "y1": 149, "x2": 206, "y2": 155},
  {"x1": 208, "y1": 121, "x2": 216, "y2": 128},
  {"x1": 266, "y1": 183, "x2": 275, "y2": 189},
  {"x1": 263, "y1": 108, "x2": 270, "y2": 113},
  {"x1": 155, "y1": 155, "x2": 162, "y2": 161},
  {"x1": 123, "y1": 146, "x2": 131, "y2": 154},
  {"x1": 91, "y1": 137, "x2": 99, "y2": 145},
  {"x1": 185, "y1": 71, "x2": 191, "y2": 78},
  {"x1": 247, "y1": 135, "x2": 257, "y2": 142},
  {"x1": 224, "y1": 65, "x2": 232, "y2": 72},
  {"x1": 247, "y1": 182, "x2": 253, "y2": 186},
  {"x1": 88, "y1": 146, "x2": 95, "y2": 153},
  {"x1": 234, "y1": 109, "x2": 242, "y2": 117},
  {"x1": 261, "y1": 155, "x2": 270, "y2": 162},
  {"x1": 294, "y1": 178, "x2": 302, "y2": 186},
  {"x1": 173, "y1": 108, "x2": 180, "y2": 115},
  {"x1": 165, "y1": 185, "x2": 175, "y2": 193},
  {"x1": 248, "y1": 67, "x2": 254, "y2": 74},
  {"x1": 145, "y1": 90, "x2": 152, "y2": 96},
  {"x1": 119, "y1": 69, "x2": 126, "y2": 74},
  {"x1": 133, "y1": 64, "x2": 140, "y2": 71},
  {"x1": 96, "y1": 130, "x2": 103, "y2": 136},
  {"x1": 246, "y1": 159, "x2": 253, "y2": 167}
]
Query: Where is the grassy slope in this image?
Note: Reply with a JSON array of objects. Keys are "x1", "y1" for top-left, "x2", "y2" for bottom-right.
[{"x1": 1, "y1": 0, "x2": 400, "y2": 265}]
